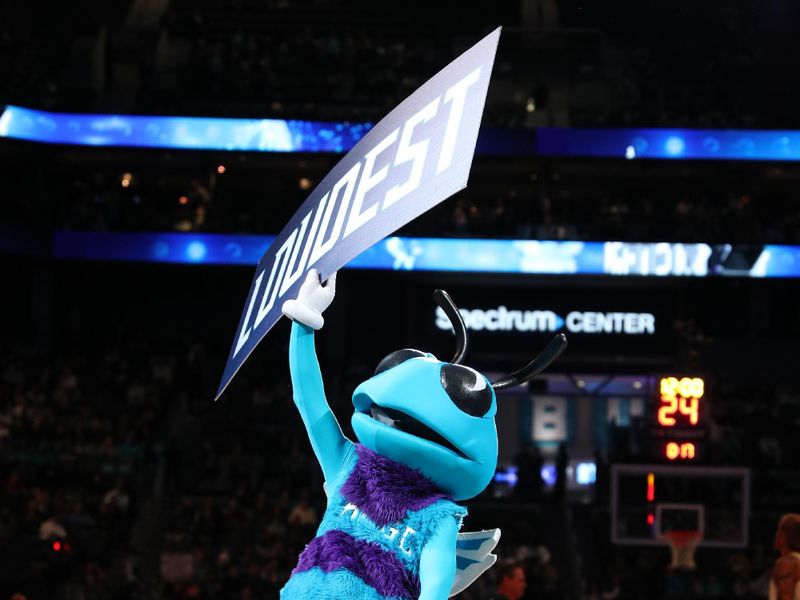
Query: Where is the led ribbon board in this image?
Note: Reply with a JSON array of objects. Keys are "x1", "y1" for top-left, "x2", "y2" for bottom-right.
[
  {"x1": 9, "y1": 104, "x2": 800, "y2": 162},
  {"x1": 0, "y1": 105, "x2": 372, "y2": 153},
  {"x1": 537, "y1": 128, "x2": 800, "y2": 161},
  {"x1": 216, "y1": 28, "x2": 501, "y2": 399},
  {"x1": 39, "y1": 233, "x2": 800, "y2": 278}
]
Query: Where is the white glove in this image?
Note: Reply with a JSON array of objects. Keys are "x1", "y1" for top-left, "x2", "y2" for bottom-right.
[{"x1": 281, "y1": 269, "x2": 337, "y2": 330}]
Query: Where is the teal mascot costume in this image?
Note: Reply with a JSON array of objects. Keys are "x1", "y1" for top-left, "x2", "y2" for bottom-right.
[{"x1": 279, "y1": 270, "x2": 566, "y2": 599}]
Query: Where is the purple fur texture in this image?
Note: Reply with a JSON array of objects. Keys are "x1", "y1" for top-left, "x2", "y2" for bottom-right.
[
  {"x1": 340, "y1": 444, "x2": 449, "y2": 527},
  {"x1": 293, "y1": 529, "x2": 420, "y2": 599}
]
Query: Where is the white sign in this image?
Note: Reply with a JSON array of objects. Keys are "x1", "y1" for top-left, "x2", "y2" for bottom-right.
[{"x1": 217, "y1": 29, "x2": 501, "y2": 400}]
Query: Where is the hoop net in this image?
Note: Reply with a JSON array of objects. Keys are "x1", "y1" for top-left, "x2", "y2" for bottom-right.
[{"x1": 662, "y1": 530, "x2": 702, "y2": 570}]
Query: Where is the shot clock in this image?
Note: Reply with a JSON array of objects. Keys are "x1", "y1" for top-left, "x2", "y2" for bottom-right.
[
  {"x1": 651, "y1": 376, "x2": 707, "y2": 462},
  {"x1": 658, "y1": 377, "x2": 704, "y2": 427}
]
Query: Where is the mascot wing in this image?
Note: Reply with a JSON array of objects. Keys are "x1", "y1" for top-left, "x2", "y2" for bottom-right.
[{"x1": 449, "y1": 528, "x2": 501, "y2": 597}]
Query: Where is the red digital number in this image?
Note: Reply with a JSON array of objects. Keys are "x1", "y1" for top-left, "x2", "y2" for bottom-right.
[
  {"x1": 679, "y1": 395, "x2": 699, "y2": 425},
  {"x1": 665, "y1": 441, "x2": 696, "y2": 460},
  {"x1": 658, "y1": 394, "x2": 678, "y2": 426}
]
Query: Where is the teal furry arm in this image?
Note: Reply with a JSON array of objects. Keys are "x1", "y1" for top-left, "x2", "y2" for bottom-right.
[
  {"x1": 287, "y1": 320, "x2": 351, "y2": 483},
  {"x1": 419, "y1": 516, "x2": 458, "y2": 599}
]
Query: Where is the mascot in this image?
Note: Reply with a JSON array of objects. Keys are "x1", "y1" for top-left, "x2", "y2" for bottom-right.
[{"x1": 279, "y1": 270, "x2": 566, "y2": 599}]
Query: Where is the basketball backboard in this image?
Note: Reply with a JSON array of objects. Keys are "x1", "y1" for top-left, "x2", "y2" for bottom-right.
[{"x1": 610, "y1": 464, "x2": 750, "y2": 548}]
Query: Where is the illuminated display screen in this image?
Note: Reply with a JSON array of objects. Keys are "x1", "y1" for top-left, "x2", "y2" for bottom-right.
[
  {"x1": 655, "y1": 376, "x2": 706, "y2": 462},
  {"x1": 41, "y1": 232, "x2": 800, "y2": 278},
  {"x1": 7, "y1": 104, "x2": 800, "y2": 162},
  {"x1": 664, "y1": 441, "x2": 697, "y2": 460},
  {"x1": 0, "y1": 105, "x2": 372, "y2": 153},
  {"x1": 658, "y1": 377, "x2": 704, "y2": 427},
  {"x1": 537, "y1": 127, "x2": 800, "y2": 161}
]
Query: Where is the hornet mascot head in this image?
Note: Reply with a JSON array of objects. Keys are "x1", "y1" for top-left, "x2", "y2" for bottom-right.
[
  {"x1": 279, "y1": 270, "x2": 566, "y2": 600},
  {"x1": 351, "y1": 288, "x2": 566, "y2": 501}
]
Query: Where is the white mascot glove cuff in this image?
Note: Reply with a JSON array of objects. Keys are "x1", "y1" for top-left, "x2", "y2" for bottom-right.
[
  {"x1": 281, "y1": 269, "x2": 336, "y2": 330},
  {"x1": 282, "y1": 299, "x2": 324, "y2": 330}
]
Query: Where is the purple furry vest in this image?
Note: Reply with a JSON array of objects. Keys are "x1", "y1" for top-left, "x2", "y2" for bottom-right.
[{"x1": 281, "y1": 444, "x2": 465, "y2": 600}]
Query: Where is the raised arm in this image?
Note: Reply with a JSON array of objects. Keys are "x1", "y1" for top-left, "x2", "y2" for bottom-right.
[{"x1": 283, "y1": 270, "x2": 352, "y2": 483}]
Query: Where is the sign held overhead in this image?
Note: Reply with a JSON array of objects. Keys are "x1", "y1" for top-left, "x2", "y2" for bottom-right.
[{"x1": 216, "y1": 28, "x2": 501, "y2": 400}]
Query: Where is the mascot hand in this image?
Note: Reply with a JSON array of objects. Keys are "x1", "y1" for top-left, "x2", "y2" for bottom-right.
[{"x1": 281, "y1": 269, "x2": 336, "y2": 330}]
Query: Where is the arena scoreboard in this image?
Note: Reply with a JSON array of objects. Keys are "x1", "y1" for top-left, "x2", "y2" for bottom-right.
[{"x1": 651, "y1": 376, "x2": 707, "y2": 462}]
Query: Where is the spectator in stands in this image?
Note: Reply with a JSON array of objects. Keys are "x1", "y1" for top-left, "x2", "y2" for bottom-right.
[
  {"x1": 537, "y1": 563, "x2": 562, "y2": 600},
  {"x1": 38, "y1": 514, "x2": 67, "y2": 541},
  {"x1": 287, "y1": 492, "x2": 316, "y2": 527},
  {"x1": 101, "y1": 479, "x2": 130, "y2": 517},
  {"x1": 770, "y1": 513, "x2": 800, "y2": 600},
  {"x1": 490, "y1": 561, "x2": 528, "y2": 600}
]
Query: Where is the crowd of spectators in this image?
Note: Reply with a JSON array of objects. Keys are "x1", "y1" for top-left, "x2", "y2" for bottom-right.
[
  {"x1": 0, "y1": 0, "x2": 128, "y2": 113},
  {"x1": 581, "y1": 542, "x2": 775, "y2": 599},
  {"x1": 709, "y1": 383, "x2": 800, "y2": 509},
  {"x1": 3, "y1": 5, "x2": 800, "y2": 597},
  {"x1": 150, "y1": 1, "x2": 444, "y2": 123},
  {"x1": 158, "y1": 375, "x2": 321, "y2": 599},
  {"x1": 575, "y1": 492, "x2": 793, "y2": 600},
  {"x1": 2, "y1": 228, "x2": 799, "y2": 600},
  {"x1": 2, "y1": 329, "x2": 800, "y2": 598},
  {"x1": 423, "y1": 190, "x2": 800, "y2": 245},
  {"x1": 577, "y1": 381, "x2": 800, "y2": 599},
  {"x1": 2, "y1": 0, "x2": 799, "y2": 130},
  {"x1": 5, "y1": 0, "x2": 800, "y2": 255},
  {"x1": 570, "y1": 1, "x2": 800, "y2": 130},
  {"x1": 52, "y1": 163, "x2": 800, "y2": 246},
  {"x1": 139, "y1": 0, "x2": 800, "y2": 130},
  {"x1": 0, "y1": 342, "x2": 167, "y2": 598}
]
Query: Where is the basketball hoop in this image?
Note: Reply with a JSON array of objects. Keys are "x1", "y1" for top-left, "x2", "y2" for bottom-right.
[{"x1": 661, "y1": 530, "x2": 702, "y2": 570}]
